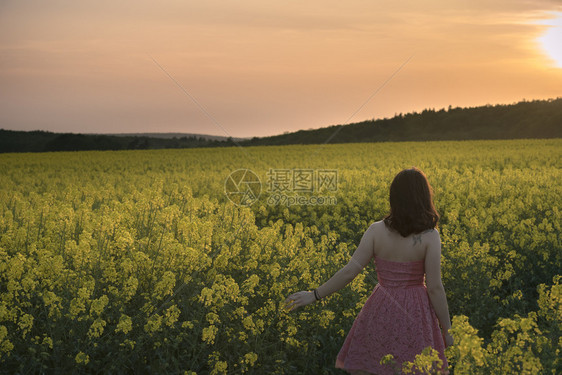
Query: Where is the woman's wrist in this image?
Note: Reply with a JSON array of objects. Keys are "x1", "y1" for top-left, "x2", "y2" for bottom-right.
[{"x1": 313, "y1": 289, "x2": 322, "y2": 301}]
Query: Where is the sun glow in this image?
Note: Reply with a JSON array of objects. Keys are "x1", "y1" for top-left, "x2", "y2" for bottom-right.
[{"x1": 537, "y1": 12, "x2": 562, "y2": 68}]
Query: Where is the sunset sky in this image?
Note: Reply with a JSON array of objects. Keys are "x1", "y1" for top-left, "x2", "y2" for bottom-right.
[{"x1": 1, "y1": 0, "x2": 561, "y2": 138}]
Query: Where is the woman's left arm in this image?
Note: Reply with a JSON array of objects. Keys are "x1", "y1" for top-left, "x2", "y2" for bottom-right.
[{"x1": 284, "y1": 223, "x2": 376, "y2": 311}]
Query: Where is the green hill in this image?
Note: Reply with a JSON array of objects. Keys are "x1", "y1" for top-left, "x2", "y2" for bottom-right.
[{"x1": 241, "y1": 98, "x2": 562, "y2": 146}]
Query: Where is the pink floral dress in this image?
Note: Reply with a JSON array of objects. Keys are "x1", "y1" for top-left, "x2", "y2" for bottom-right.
[{"x1": 335, "y1": 256, "x2": 448, "y2": 374}]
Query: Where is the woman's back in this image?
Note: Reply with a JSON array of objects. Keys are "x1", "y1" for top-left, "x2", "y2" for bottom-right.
[{"x1": 373, "y1": 220, "x2": 436, "y2": 263}]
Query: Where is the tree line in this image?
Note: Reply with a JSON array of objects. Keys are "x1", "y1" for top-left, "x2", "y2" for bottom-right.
[{"x1": 1, "y1": 98, "x2": 560, "y2": 153}]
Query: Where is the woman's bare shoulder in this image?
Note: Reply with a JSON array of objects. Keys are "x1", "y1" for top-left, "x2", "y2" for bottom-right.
[
  {"x1": 423, "y1": 228, "x2": 441, "y2": 249},
  {"x1": 425, "y1": 227, "x2": 439, "y2": 237},
  {"x1": 370, "y1": 220, "x2": 385, "y2": 232}
]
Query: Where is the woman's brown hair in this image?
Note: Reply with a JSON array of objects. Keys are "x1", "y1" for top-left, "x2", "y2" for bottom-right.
[{"x1": 383, "y1": 167, "x2": 439, "y2": 237}]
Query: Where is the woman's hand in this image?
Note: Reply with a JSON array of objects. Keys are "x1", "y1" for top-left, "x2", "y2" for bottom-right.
[{"x1": 284, "y1": 291, "x2": 316, "y2": 312}]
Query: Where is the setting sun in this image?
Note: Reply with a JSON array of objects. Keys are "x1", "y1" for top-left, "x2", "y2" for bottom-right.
[{"x1": 538, "y1": 12, "x2": 562, "y2": 68}]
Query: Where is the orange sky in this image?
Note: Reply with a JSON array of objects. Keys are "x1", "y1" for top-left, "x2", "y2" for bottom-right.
[{"x1": 1, "y1": 0, "x2": 561, "y2": 138}]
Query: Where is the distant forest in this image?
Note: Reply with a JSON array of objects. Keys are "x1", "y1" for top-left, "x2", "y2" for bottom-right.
[
  {"x1": 241, "y1": 98, "x2": 562, "y2": 146},
  {"x1": 0, "y1": 132, "x2": 235, "y2": 153},
  {"x1": 1, "y1": 98, "x2": 561, "y2": 153}
]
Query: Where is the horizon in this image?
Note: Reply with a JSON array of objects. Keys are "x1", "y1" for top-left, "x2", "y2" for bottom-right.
[
  {"x1": 1, "y1": 1, "x2": 562, "y2": 138},
  {"x1": 3, "y1": 96, "x2": 559, "y2": 139}
]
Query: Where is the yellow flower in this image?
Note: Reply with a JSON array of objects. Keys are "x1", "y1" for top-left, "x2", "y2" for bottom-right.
[
  {"x1": 243, "y1": 352, "x2": 258, "y2": 366},
  {"x1": 202, "y1": 325, "x2": 218, "y2": 344},
  {"x1": 242, "y1": 316, "x2": 254, "y2": 331},
  {"x1": 206, "y1": 312, "x2": 220, "y2": 325},
  {"x1": 69, "y1": 298, "x2": 86, "y2": 318},
  {"x1": 199, "y1": 287, "x2": 214, "y2": 307},
  {"x1": 116, "y1": 314, "x2": 133, "y2": 334},
  {"x1": 42, "y1": 336, "x2": 53, "y2": 349},
  {"x1": 0, "y1": 303, "x2": 9, "y2": 321},
  {"x1": 154, "y1": 271, "x2": 176, "y2": 298},
  {"x1": 270, "y1": 263, "x2": 281, "y2": 279},
  {"x1": 75, "y1": 351, "x2": 90, "y2": 365},
  {"x1": 88, "y1": 318, "x2": 106, "y2": 338},
  {"x1": 120, "y1": 339, "x2": 135, "y2": 350},
  {"x1": 0, "y1": 325, "x2": 14, "y2": 353},
  {"x1": 122, "y1": 276, "x2": 138, "y2": 301},
  {"x1": 21, "y1": 276, "x2": 36, "y2": 293},
  {"x1": 286, "y1": 324, "x2": 297, "y2": 337},
  {"x1": 318, "y1": 310, "x2": 335, "y2": 328},
  {"x1": 210, "y1": 360, "x2": 227, "y2": 375},
  {"x1": 380, "y1": 354, "x2": 395, "y2": 365},
  {"x1": 242, "y1": 274, "x2": 259, "y2": 295},
  {"x1": 144, "y1": 315, "x2": 162, "y2": 334},
  {"x1": 90, "y1": 295, "x2": 109, "y2": 317},
  {"x1": 164, "y1": 305, "x2": 181, "y2": 327},
  {"x1": 18, "y1": 313, "x2": 33, "y2": 338},
  {"x1": 238, "y1": 331, "x2": 248, "y2": 342}
]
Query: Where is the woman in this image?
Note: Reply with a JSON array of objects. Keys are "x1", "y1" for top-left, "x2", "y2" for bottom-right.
[{"x1": 284, "y1": 167, "x2": 453, "y2": 374}]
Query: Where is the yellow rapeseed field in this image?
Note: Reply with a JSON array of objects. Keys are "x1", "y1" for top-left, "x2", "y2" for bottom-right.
[{"x1": 0, "y1": 139, "x2": 560, "y2": 374}]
